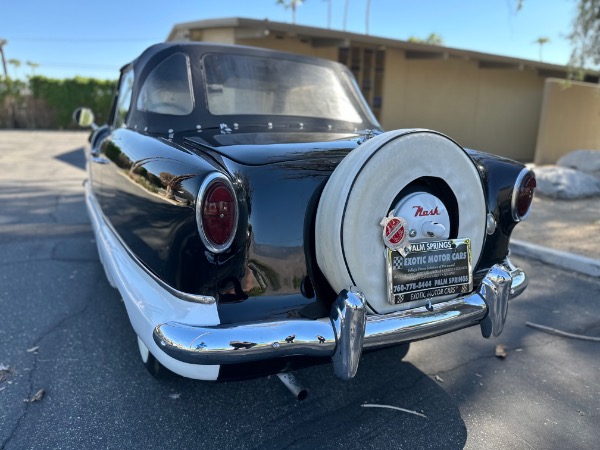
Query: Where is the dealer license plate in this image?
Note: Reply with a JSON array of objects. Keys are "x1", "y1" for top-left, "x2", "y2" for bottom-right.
[{"x1": 386, "y1": 239, "x2": 472, "y2": 304}]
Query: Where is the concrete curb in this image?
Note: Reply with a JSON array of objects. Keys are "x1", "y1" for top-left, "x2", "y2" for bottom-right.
[{"x1": 510, "y1": 239, "x2": 600, "y2": 278}]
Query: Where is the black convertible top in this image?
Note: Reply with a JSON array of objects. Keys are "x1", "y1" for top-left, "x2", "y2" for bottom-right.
[{"x1": 119, "y1": 42, "x2": 380, "y2": 138}]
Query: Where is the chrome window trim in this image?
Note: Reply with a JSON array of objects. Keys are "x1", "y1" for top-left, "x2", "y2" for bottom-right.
[
  {"x1": 195, "y1": 172, "x2": 238, "y2": 254},
  {"x1": 113, "y1": 68, "x2": 135, "y2": 129}
]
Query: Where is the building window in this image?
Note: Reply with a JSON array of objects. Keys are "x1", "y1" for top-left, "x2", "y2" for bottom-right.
[{"x1": 339, "y1": 46, "x2": 385, "y2": 119}]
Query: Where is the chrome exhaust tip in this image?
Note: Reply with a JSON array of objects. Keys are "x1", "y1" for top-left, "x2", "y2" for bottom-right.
[{"x1": 276, "y1": 372, "x2": 308, "y2": 401}]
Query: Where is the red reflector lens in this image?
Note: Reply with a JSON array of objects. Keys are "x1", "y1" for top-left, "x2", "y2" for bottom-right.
[
  {"x1": 202, "y1": 182, "x2": 236, "y2": 246},
  {"x1": 517, "y1": 172, "x2": 536, "y2": 219}
]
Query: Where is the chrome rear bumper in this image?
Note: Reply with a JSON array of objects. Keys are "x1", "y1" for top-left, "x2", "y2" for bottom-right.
[{"x1": 154, "y1": 260, "x2": 526, "y2": 380}]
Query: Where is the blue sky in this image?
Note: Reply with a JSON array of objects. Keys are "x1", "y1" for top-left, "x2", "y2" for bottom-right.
[{"x1": 0, "y1": 0, "x2": 576, "y2": 80}]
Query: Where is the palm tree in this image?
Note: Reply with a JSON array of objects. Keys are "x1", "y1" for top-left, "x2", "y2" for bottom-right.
[
  {"x1": 276, "y1": 0, "x2": 304, "y2": 24},
  {"x1": 343, "y1": 0, "x2": 349, "y2": 30},
  {"x1": 6, "y1": 58, "x2": 21, "y2": 127},
  {"x1": 26, "y1": 61, "x2": 39, "y2": 77},
  {"x1": 0, "y1": 39, "x2": 8, "y2": 79},
  {"x1": 325, "y1": 0, "x2": 332, "y2": 28},
  {"x1": 8, "y1": 58, "x2": 21, "y2": 79},
  {"x1": 534, "y1": 36, "x2": 550, "y2": 61},
  {"x1": 366, "y1": 0, "x2": 371, "y2": 34}
]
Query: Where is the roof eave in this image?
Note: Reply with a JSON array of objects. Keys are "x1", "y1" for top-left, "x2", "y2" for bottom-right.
[{"x1": 166, "y1": 17, "x2": 597, "y2": 78}]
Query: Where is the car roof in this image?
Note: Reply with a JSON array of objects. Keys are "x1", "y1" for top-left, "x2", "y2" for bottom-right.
[
  {"x1": 126, "y1": 41, "x2": 343, "y2": 76},
  {"x1": 120, "y1": 42, "x2": 379, "y2": 137}
]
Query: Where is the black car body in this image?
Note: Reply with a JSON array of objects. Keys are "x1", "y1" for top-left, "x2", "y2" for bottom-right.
[{"x1": 79, "y1": 42, "x2": 534, "y2": 382}]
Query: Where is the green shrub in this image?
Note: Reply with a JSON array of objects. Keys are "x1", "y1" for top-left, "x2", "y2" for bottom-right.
[
  {"x1": 0, "y1": 75, "x2": 116, "y2": 129},
  {"x1": 29, "y1": 76, "x2": 116, "y2": 129}
]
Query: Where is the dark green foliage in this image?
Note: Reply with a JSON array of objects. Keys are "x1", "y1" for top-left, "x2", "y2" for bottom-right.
[
  {"x1": 29, "y1": 76, "x2": 116, "y2": 129},
  {"x1": 568, "y1": 0, "x2": 600, "y2": 76},
  {"x1": 407, "y1": 33, "x2": 445, "y2": 45},
  {"x1": 0, "y1": 78, "x2": 28, "y2": 128},
  {"x1": 0, "y1": 75, "x2": 116, "y2": 129}
]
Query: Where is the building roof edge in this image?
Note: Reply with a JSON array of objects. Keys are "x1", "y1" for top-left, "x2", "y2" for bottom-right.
[{"x1": 166, "y1": 17, "x2": 598, "y2": 77}]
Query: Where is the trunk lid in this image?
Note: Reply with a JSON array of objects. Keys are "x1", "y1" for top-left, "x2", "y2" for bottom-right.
[{"x1": 184, "y1": 132, "x2": 359, "y2": 166}]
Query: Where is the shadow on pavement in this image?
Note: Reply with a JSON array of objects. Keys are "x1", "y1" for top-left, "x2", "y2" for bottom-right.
[
  {"x1": 54, "y1": 147, "x2": 86, "y2": 171},
  {"x1": 411, "y1": 257, "x2": 600, "y2": 449},
  {"x1": 4, "y1": 269, "x2": 468, "y2": 449}
]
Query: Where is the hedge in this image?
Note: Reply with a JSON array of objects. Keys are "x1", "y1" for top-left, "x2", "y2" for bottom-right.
[
  {"x1": 29, "y1": 76, "x2": 116, "y2": 129},
  {"x1": 0, "y1": 76, "x2": 117, "y2": 129}
]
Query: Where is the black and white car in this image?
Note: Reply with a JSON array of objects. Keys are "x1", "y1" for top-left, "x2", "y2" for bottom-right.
[{"x1": 75, "y1": 42, "x2": 535, "y2": 386}]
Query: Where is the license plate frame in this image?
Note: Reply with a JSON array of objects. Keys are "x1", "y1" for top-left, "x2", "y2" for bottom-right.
[{"x1": 386, "y1": 238, "x2": 473, "y2": 305}]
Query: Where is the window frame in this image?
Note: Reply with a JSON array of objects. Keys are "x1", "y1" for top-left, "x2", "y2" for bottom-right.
[
  {"x1": 112, "y1": 67, "x2": 135, "y2": 129},
  {"x1": 136, "y1": 52, "x2": 195, "y2": 117}
]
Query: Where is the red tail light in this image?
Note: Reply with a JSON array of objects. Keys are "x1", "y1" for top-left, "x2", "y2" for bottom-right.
[
  {"x1": 512, "y1": 170, "x2": 536, "y2": 221},
  {"x1": 197, "y1": 174, "x2": 238, "y2": 253}
]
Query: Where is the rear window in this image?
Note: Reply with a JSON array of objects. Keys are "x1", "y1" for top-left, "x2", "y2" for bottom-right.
[{"x1": 202, "y1": 54, "x2": 363, "y2": 123}]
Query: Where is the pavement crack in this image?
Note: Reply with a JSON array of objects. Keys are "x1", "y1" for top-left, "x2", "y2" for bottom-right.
[
  {"x1": 1, "y1": 273, "x2": 101, "y2": 449},
  {"x1": 509, "y1": 430, "x2": 535, "y2": 449},
  {"x1": 425, "y1": 354, "x2": 494, "y2": 378},
  {"x1": 48, "y1": 195, "x2": 61, "y2": 224}
]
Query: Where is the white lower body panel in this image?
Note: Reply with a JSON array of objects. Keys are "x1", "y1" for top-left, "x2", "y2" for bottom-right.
[{"x1": 85, "y1": 181, "x2": 221, "y2": 380}]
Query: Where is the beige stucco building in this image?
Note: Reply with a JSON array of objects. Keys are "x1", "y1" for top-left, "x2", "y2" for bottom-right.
[{"x1": 168, "y1": 18, "x2": 600, "y2": 163}]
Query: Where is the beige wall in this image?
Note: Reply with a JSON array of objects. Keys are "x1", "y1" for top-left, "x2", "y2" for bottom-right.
[
  {"x1": 237, "y1": 35, "x2": 338, "y2": 60},
  {"x1": 193, "y1": 28, "x2": 236, "y2": 44},
  {"x1": 381, "y1": 52, "x2": 479, "y2": 146},
  {"x1": 473, "y1": 68, "x2": 543, "y2": 161},
  {"x1": 380, "y1": 49, "x2": 543, "y2": 161},
  {"x1": 534, "y1": 78, "x2": 600, "y2": 165}
]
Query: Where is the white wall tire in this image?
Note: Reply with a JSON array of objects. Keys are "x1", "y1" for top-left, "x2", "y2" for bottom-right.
[{"x1": 315, "y1": 129, "x2": 487, "y2": 314}]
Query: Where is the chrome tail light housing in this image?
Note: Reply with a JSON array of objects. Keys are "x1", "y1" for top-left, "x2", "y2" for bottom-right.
[
  {"x1": 196, "y1": 173, "x2": 238, "y2": 253},
  {"x1": 512, "y1": 168, "x2": 536, "y2": 221}
]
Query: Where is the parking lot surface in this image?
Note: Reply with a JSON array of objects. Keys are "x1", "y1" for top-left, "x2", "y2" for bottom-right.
[{"x1": 0, "y1": 131, "x2": 598, "y2": 449}]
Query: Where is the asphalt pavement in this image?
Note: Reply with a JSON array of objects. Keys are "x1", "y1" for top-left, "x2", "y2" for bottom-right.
[
  {"x1": 0, "y1": 131, "x2": 599, "y2": 449},
  {"x1": 511, "y1": 195, "x2": 600, "y2": 277}
]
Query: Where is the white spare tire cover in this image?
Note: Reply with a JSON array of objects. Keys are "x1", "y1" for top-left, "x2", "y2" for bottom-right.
[{"x1": 315, "y1": 129, "x2": 486, "y2": 314}]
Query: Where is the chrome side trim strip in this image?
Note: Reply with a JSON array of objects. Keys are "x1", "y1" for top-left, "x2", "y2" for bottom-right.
[{"x1": 85, "y1": 181, "x2": 216, "y2": 305}]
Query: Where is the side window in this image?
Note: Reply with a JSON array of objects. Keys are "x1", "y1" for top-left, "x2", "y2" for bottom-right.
[
  {"x1": 137, "y1": 53, "x2": 194, "y2": 116},
  {"x1": 114, "y1": 69, "x2": 134, "y2": 128}
]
